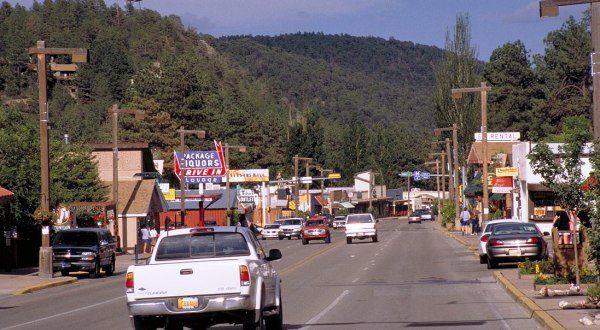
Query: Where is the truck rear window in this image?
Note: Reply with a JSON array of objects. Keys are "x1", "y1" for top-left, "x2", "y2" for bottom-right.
[{"x1": 155, "y1": 233, "x2": 250, "y2": 260}]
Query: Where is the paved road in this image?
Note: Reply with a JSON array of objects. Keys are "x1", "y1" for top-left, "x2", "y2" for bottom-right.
[{"x1": 0, "y1": 218, "x2": 541, "y2": 330}]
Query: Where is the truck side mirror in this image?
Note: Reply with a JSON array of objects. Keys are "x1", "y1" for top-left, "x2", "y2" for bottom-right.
[{"x1": 266, "y1": 249, "x2": 282, "y2": 261}]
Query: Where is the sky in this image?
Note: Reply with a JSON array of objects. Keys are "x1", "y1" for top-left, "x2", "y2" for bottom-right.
[{"x1": 6, "y1": 0, "x2": 590, "y2": 61}]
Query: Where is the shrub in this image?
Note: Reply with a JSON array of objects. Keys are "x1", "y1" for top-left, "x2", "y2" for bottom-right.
[
  {"x1": 518, "y1": 258, "x2": 555, "y2": 275},
  {"x1": 587, "y1": 285, "x2": 600, "y2": 304},
  {"x1": 440, "y1": 202, "x2": 455, "y2": 227}
]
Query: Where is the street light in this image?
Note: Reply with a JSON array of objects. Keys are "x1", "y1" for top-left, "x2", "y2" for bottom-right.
[
  {"x1": 177, "y1": 127, "x2": 206, "y2": 227},
  {"x1": 293, "y1": 155, "x2": 312, "y2": 213},
  {"x1": 319, "y1": 168, "x2": 334, "y2": 213},
  {"x1": 28, "y1": 41, "x2": 88, "y2": 278},
  {"x1": 224, "y1": 143, "x2": 247, "y2": 226},
  {"x1": 429, "y1": 151, "x2": 447, "y2": 197},
  {"x1": 109, "y1": 104, "x2": 145, "y2": 253},
  {"x1": 452, "y1": 82, "x2": 492, "y2": 225},
  {"x1": 434, "y1": 125, "x2": 460, "y2": 229},
  {"x1": 539, "y1": 1, "x2": 600, "y2": 140},
  {"x1": 424, "y1": 160, "x2": 441, "y2": 222}
]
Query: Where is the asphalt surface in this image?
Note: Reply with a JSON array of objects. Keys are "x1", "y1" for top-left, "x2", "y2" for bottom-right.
[{"x1": 0, "y1": 219, "x2": 594, "y2": 329}]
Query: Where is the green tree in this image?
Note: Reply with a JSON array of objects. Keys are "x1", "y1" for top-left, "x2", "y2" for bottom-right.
[
  {"x1": 433, "y1": 13, "x2": 481, "y2": 168},
  {"x1": 484, "y1": 41, "x2": 543, "y2": 139},
  {"x1": 528, "y1": 115, "x2": 593, "y2": 284}
]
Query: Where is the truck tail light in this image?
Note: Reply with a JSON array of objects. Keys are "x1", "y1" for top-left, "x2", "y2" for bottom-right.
[
  {"x1": 239, "y1": 265, "x2": 250, "y2": 286},
  {"x1": 126, "y1": 272, "x2": 134, "y2": 292}
]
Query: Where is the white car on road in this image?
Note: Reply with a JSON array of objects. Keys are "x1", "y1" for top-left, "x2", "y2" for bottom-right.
[{"x1": 345, "y1": 213, "x2": 378, "y2": 244}]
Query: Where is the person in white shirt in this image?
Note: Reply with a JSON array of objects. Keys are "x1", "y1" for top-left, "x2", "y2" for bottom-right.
[
  {"x1": 461, "y1": 207, "x2": 471, "y2": 236},
  {"x1": 140, "y1": 224, "x2": 150, "y2": 254},
  {"x1": 149, "y1": 226, "x2": 158, "y2": 253}
]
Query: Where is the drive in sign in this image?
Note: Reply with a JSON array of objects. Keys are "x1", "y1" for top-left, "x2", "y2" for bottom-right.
[{"x1": 174, "y1": 141, "x2": 226, "y2": 184}]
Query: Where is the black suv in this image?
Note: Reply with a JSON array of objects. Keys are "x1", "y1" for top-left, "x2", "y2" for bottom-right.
[{"x1": 52, "y1": 228, "x2": 117, "y2": 277}]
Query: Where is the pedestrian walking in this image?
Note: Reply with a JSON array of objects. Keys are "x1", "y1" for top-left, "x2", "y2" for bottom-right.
[
  {"x1": 471, "y1": 208, "x2": 480, "y2": 235},
  {"x1": 149, "y1": 225, "x2": 158, "y2": 253},
  {"x1": 140, "y1": 224, "x2": 151, "y2": 254},
  {"x1": 460, "y1": 207, "x2": 471, "y2": 236}
]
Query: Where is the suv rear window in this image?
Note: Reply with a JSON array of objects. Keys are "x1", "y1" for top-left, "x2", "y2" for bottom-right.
[
  {"x1": 283, "y1": 219, "x2": 302, "y2": 225},
  {"x1": 346, "y1": 215, "x2": 373, "y2": 224},
  {"x1": 306, "y1": 220, "x2": 325, "y2": 226},
  {"x1": 156, "y1": 232, "x2": 250, "y2": 260}
]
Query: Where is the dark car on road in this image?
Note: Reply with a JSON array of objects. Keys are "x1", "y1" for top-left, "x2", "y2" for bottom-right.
[
  {"x1": 52, "y1": 228, "x2": 117, "y2": 277},
  {"x1": 485, "y1": 222, "x2": 549, "y2": 269}
]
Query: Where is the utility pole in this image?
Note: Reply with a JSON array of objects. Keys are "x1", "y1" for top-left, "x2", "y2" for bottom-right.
[
  {"x1": 109, "y1": 104, "x2": 145, "y2": 253},
  {"x1": 540, "y1": 0, "x2": 600, "y2": 140},
  {"x1": 28, "y1": 41, "x2": 87, "y2": 278},
  {"x1": 452, "y1": 82, "x2": 492, "y2": 224},
  {"x1": 434, "y1": 126, "x2": 460, "y2": 229},
  {"x1": 177, "y1": 127, "x2": 205, "y2": 227},
  {"x1": 424, "y1": 160, "x2": 441, "y2": 221},
  {"x1": 293, "y1": 155, "x2": 312, "y2": 213},
  {"x1": 224, "y1": 143, "x2": 246, "y2": 226}
]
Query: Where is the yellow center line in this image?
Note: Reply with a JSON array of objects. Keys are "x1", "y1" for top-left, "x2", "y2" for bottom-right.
[{"x1": 279, "y1": 239, "x2": 344, "y2": 275}]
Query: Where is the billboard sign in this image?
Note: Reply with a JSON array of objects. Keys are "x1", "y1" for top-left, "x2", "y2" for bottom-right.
[
  {"x1": 174, "y1": 140, "x2": 226, "y2": 184},
  {"x1": 491, "y1": 177, "x2": 513, "y2": 194},
  {"x1": 227, "y1": 169, "x2": 269, "y2": 182}
]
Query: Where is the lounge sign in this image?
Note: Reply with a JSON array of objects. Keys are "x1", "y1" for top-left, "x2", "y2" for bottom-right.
[{"x1": 174, "y1": 140, "x2": 226, "y2": 184}]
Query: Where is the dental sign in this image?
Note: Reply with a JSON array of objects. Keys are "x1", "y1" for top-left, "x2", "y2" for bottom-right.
[{"x1": 174, "y1": 141, "x2": 226, "y2": 184}]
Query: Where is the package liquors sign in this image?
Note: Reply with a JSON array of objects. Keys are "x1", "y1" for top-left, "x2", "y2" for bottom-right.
[{"x1": 174, "y1": 140, "x2": 226, "y2": 184}]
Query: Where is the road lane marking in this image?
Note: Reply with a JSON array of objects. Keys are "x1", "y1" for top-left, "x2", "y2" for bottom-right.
[
  {"x1": 352, "y1": 278, "x2": 359, "y2": 283},
  {"x1": 1, "y1": 296, "x2": 123, "y2": 330},
  {"x1": 279, "y1": 240, "x2": 342, "y2": 275},
  {"x1": 299, "y1": 290, "x2": 350, "y2": 329}
]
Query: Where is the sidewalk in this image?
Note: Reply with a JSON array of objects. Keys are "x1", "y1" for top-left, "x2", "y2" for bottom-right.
[
  {"x1": 0, "y1": 252, "x2": 145, "y2": 296},
  {"x1": 436, "y1": 224, "x2": 594, "y2": 330}
]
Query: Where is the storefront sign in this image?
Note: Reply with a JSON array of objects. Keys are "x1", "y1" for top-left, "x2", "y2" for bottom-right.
[
  {"x1": 227, "y1": 169, "x2": 269, "y2": 182},
  {"x1": 474, "y1": 132, "x2": 520, "y2": 141},
  {"x1": 491, "y1": 177, "x2": 513, "y2": 194},
  {"x1": 174, "y1": 140, "x2": 226, "y2": 183},
  {"x1": 496, "y1": 167, "x2": 518, "y2": 177}
]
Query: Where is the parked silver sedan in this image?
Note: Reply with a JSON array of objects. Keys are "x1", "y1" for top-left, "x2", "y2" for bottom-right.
[
  {"x1": 478, "y1": 219, "x2": 520, "y2": 264},
  {"x1": 261, "y1": 224, "x2": 281, "y2": 240},
  {"x1": 485, "y1": 222, "x2": 549, "y2": 269}
]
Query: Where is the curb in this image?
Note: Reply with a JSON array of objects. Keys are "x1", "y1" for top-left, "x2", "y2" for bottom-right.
[
  {"x1": 494, "y1": 271, "x2": 566, "y2": 330},
  {"x1": 14, "y1": 276, "x2": 78, "y2": 295}
]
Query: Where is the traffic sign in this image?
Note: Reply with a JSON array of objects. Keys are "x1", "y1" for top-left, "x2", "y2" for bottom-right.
[
  {"x1": 399, "y1": 171, "x2": 413, "y2": 177},
  {"x1": 413, "y1": 171, "x2": 430, "y2": 181}
]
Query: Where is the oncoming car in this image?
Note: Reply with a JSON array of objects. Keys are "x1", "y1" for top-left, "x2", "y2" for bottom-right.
[
  {"x1": 332, "y1": 216, "x2": 346, "y2": 229},
  {"x1": 261, "y1": 224, "x2": 281, "y2": 240},
  {"x1": 345, "y1": 213, "x2": 378, "y2": 244}
]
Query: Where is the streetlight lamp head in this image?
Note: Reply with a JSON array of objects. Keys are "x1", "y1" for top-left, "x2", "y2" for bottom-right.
[
  {"x1": 451, "y1": 91, "x2": 463, "y2": 99},
  {"x1": 196, "y1": 131, "x2": 206, "y2": 139},
  {"x1": 239, "y1": 146, "x2": 247, "y2": 152}
]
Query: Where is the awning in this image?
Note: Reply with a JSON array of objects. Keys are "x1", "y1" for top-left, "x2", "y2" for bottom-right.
[
  {"x1": 339, "y1": 202, "x2": 355, "y2": 209},
  {"x1": 315, "y1": 195, "x2": 328, "y2": 206},
  {"x1": 490, "y1": 193, "x2": 506, "y2": 200}
]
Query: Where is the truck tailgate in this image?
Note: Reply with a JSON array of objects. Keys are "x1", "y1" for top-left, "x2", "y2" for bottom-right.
[{"x1": 132, "y1": 259, "x2": 242, "y2": 299}]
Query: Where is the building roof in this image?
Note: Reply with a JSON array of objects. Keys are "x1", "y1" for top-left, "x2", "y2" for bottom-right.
[
  {"x1": 0, "y1": 186, "x2": 14, "y2": 205},
  {"x1": 106, "y1": 179, "x2": 168, "y2": 216},
  {"x1": 467, "y1": 142, "x2": 517, "y2": 164},
  {"x1": 167, "y1": 189, "x2": 237, "y2": 210}
]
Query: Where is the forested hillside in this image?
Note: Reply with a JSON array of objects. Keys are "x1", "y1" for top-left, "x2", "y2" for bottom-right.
[
  {"x1": 0, "y1": 0, "x2": 442, "y2": 192},
  {"x1": 215, "y1": 34, "x2": 441, "y2": 127}
]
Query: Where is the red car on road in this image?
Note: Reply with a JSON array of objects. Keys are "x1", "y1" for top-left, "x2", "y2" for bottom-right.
[{"x1": 302, "y1": 217, "x2": 331, "y2": 245}]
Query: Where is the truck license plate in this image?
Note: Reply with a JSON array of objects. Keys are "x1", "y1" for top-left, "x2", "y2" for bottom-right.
[{"x1": 177, "y1": 297, "x2": 199, "y2": 309}]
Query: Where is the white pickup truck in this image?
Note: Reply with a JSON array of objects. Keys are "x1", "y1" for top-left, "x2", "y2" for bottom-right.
[{"x1": 126, "y1": 226, "x2": 283, "y2": 330}]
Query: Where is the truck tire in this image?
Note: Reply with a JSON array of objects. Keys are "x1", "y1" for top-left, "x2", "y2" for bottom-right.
[
  {"x1": 325, "y1": 235, "x2": 331, "y2": 244},
  {"x1": 346, "y1": 237, "x2": 352, "y2": 244},
  {"x1": 265, "y1": 291, "x2": 283, "y2": 330},
  {"x1": 132, "y1": 316, "x2": 157, "y2": 330},
  {"x1": 90, "y1": 259, "x2": 101, "y2": 278},
  {"x1": 372, "y1": 235, "x2": 378, "y2": 243},
  {"x1": 103, "y1": 255, "x2": 115, "y2": 276},
  {"x1": 302, "y1": 238, "x2": 308, "y2": 245},
  {"x1": 243, "y1": 290, "x2": 265, "y2": 330}
]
